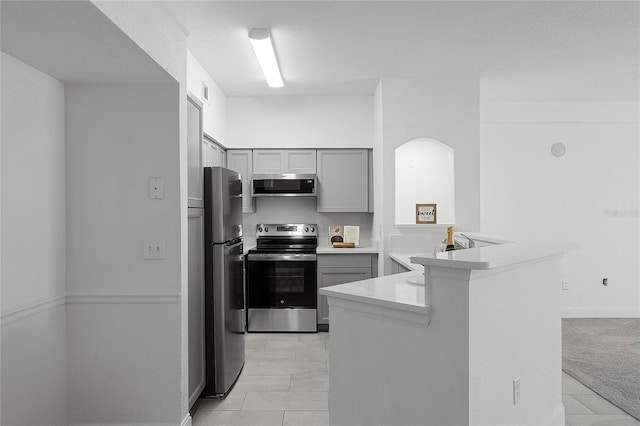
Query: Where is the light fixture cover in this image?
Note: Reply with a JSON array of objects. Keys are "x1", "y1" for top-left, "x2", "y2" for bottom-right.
[{"x1": 248, "y1": 28, "x2": 283, "y2": 88}]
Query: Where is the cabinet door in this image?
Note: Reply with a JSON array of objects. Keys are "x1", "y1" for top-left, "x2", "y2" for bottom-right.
[
  {"x1": 253, "y1": 149, "x2": 284, "y2": 174},
  {"x1": 285, "y1": 150, "x2": 316, "y2": 173},
  {"x1": 253, "y1": 149, "x2": 316, "y2": 174},
  {"x1": 220, "y1": 149, "x2": 227, "y2": 168},
  {"x1": 202, "y1": 136, "x2": 220, "y2": 167},
  {"x1": 187, "y1": 97, "x2": 203, "y2": 207},
  {"x1": 202, "y1": 141, "x2": 210, "y2": 168},
  {"x1": 390, "y1": 259, "x2": 411, "y2": 274},
  {"x1": 368, "y1": 149, "x2": 374, "y2": 213},
  {"x1": 188, "y1": 208, "x2": 205, "y2": 407},
  {"x1": 317, "y1": 267, "x2": 372, "y2": 324},
  {"x1": 227, "y1": 150, "x2": 254, "y2": 213},
  {"x1": 317, "y1": 149, "x2": 369, "y2": 212},
  {"x1": 201, "y1": 139, "x2": 212, "y2": 167}
]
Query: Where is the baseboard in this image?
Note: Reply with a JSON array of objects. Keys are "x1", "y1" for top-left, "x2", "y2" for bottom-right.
[
  {"x1": 539, "y1": 402, "x2": 566, "y2": 426},
  {"x1": 562, "y1": 307, "x2": 640, "y2": 318},
  {"x1": 180, "y1": 412, "x2": 193, "y2": 426},
  {"x1": 189, "y1": 380, "x2": 205, "y2": 410}
]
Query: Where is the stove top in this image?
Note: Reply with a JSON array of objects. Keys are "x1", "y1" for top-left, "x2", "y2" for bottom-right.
[
  {"x1": 255, "y1": 223, "x2": 318, "y2": 238},
  {"x1": 252, "y1": 223, "x2": 318, "y2": 253}
]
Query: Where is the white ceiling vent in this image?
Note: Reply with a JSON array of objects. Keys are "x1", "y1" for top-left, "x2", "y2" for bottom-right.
[{"x1": 202, "y1": 81, "x2": 209, "y2": 102}]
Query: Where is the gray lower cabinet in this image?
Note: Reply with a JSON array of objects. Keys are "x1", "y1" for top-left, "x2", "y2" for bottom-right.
[
  {"x1": 391, "y1": 259, "x2": 412, "y2": 274},
  {"x1": 317, "y1": 254, "x2": 377, "y2": 327}
]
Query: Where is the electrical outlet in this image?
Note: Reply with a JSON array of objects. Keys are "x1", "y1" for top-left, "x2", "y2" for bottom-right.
[
  {"x1": 144, "y1": 238, "x2": 166, "y2": 260},
  {"x1": 149, "y1": 177, "x2": 164, "y2": 199},
  {"x1": 513, "y1": 377, "x2": 521, "y2": 405},
  {"x1": 562, "y1": 280, "x2": 569, "y2": 290}
]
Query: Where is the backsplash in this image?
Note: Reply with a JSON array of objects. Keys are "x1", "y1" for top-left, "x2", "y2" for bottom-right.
[{"x1": 243, "y1": 197, "x2": 373, "y2": 245}]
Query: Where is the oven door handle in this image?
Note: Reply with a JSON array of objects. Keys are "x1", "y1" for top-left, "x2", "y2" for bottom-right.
[{"x1": 247, "y1": 253, "x2": 317, "y2": 262}]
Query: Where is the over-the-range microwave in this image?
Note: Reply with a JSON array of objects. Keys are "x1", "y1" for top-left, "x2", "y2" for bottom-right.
[{"x1": 251, "y1": 174, "x2": 317, "y2": 197}]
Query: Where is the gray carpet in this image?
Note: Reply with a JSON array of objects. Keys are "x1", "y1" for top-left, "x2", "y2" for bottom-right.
[{"x1": 562, "y1": 318, "x2": 640, "y2": 420}]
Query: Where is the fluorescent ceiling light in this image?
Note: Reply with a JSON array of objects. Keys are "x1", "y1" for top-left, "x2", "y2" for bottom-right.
[{"x1": 248, "y1": 28, "x2": 283, "y2": 88}]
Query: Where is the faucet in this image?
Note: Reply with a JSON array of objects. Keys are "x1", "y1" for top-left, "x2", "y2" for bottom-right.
[{"x1": 459, "y1": 233, "x2": 476, "y2": 248}]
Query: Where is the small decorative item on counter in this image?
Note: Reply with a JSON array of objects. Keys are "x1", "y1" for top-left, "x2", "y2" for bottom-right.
[
  {"x1": 343, "y1": 225, "x2": 360, "y2": 246},
  {"x1": 332, "y1": 242, "x2": 356, "y2": 248},
  {"x1": 445, "y1": 226, "x2": 456, "y2": 251},
  {"x1": 329, "y1": 226, "x2": 343, "y2": 244}
]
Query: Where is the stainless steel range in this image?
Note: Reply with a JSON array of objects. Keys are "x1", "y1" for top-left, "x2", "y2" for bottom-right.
[{"x1": 246, "y1": 224, "x2": 318, "y2": 332}]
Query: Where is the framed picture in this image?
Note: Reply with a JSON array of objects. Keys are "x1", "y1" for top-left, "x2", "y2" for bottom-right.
[{"x1": 416, "y1": 204, "x2": 437, "y2": 224}]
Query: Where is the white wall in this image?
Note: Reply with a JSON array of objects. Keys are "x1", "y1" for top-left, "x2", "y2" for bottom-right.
[
  {"x1": 65, "y1": 83, "x2": 182, "y2": 424},
  {"x1": 372, "y1": 82, "x2": 385, "y2": 272},
  {"x1": 376, "y1": 76, "x2": 481, "y2": 274},
  {"x1": 88, "y1": 3, "x2": 192, "y2": 422},
  {"x1": 226, "y1": 95, "x2": 373, "y2": 148},
  {"x1": 243, "y1": 197, "x2": 373, "y2": 244},
  {"x1": 187, "y1": 50, "x2": 227, "y2": 143},
  {"x1": 1, "y1": 53, "x2": 68, "y2": 425},
  {"x1": 480, "y1": 102, "x2": 640, "y2": 317},
  {"x1": 226, "y1": 94, "x2": 375, "y2": 242}
]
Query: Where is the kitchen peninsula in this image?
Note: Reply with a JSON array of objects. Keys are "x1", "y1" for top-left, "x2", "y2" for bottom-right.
[{"x1": 320, "y1": 240, "x2": 571, "y2": 426}]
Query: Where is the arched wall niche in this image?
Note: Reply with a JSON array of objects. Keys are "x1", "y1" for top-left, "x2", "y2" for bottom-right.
[{"x1": 395, "y1": 138, "x2": 455, "y2": 225}]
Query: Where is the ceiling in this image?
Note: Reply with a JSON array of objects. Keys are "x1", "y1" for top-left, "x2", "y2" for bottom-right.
[
  {"x1": 1, "y1": 1, "x2": 174, "y2": 83},
  {"x1": 186, "y1": 1, "x2": 640, "y2": 101}
]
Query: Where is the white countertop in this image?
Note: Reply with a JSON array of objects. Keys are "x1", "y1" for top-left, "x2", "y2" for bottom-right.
[
  {"x1": 319, "y1": 271, "x2": 428, "y2": 313},
  {"x1": 243, "y1": 238, "x2": 376, "y2": 255},
  {"x1": 389, "y1": 253, "x2": 421, "y2": 271},
  {"x1": 321, "y1": 240, "x2": 573, "y2": 318},
  {"x1": 411, "y1": 241, "x2": 573, "y2": 270}
]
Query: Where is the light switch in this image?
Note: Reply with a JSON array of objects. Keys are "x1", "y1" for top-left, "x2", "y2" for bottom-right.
[
  {"x1": 144, "y1": 238, "x2": 166, "y2": 260},
  {"x1": 149, "y1": 177, "x2": 164, "y2": 199}
]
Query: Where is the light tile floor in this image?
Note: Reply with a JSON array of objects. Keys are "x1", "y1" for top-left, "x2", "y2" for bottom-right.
[
  {"x1": 562, "y1": 373, "x2": 640, "y2": 426},
  {"x1": 191, "y1": 332, "x2": 639, "y2": 426},
  {"x1": 192, "y1": 332, "x2": 330, "y2": 426}
]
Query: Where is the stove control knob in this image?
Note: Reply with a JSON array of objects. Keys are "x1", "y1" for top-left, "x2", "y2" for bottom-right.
[
  {"x1": 304, "y1": 226, "x2": 309, "y2": 232},
  {"x1": 265, "y1": 227, "x2": 269, "y2": 232},
  {"x1": 280, "y1": 299, "x2": 284, "y2": 305},
  {"x1": 258, "y1": 227, "x2": 263, "y2": 233},
  {"x1": 311, "y1": 227, "x2": 315, "y2": 232}
]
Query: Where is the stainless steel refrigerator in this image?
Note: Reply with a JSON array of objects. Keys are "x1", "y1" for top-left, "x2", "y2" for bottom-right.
[{"x1": 203, "y1": 167, "x2": 245, "y2": 397}]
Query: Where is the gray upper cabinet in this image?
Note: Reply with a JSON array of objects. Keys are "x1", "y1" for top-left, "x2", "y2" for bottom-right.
[
  {"x1": 317, "y1": 149, "x2": 369, "y2": 212},
  {"x1": 285, "y1": 150, "x2": 316, "y2": 173},
  {"x1": 202, "y1": 134, "x2": 225, "y2": 168},
  {"x1": 253, "y1": 149, "x2": 316, "y2": 174},
  {"x1": 187, "y1": 97, "x2": 203, "y2": 207},
  {"x1": 227, "y1": 149, "x2": 255, "y2": 213}
]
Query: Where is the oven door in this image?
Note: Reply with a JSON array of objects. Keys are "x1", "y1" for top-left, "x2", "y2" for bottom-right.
[{"x1": 246, "y1": 253, "x2": 317, "y2": 308}]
